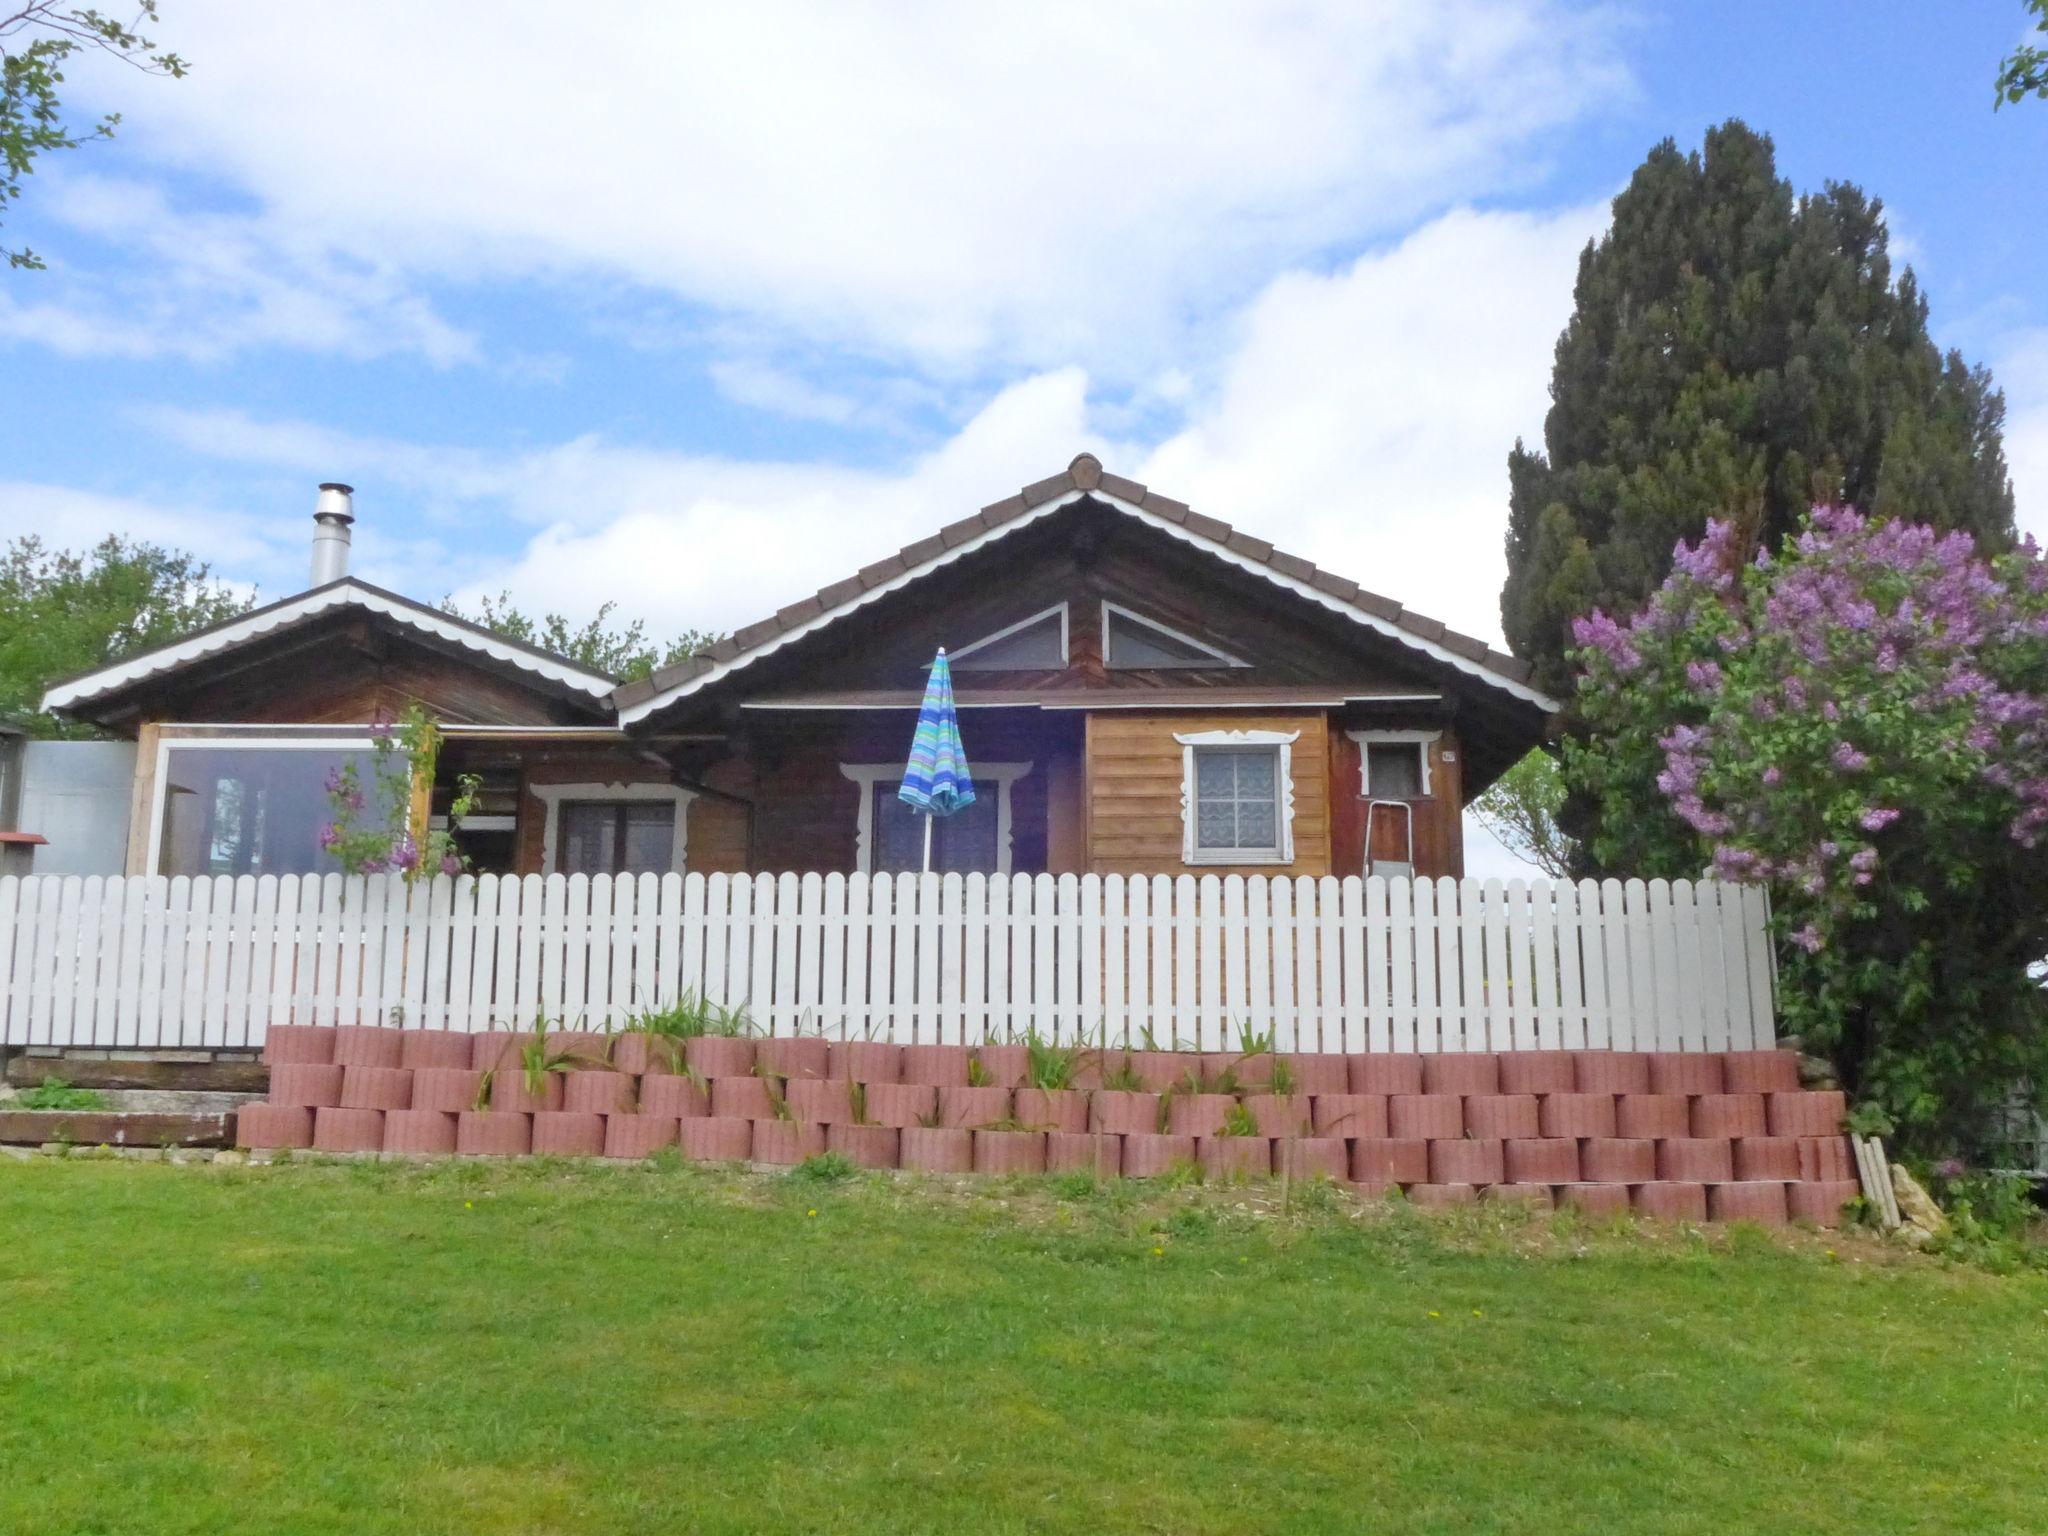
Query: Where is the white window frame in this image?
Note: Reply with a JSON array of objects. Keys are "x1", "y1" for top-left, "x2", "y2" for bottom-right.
[
  {"x1": 1346, "y1": 729, "x2": 1443, "y2": 799},
  {"x1": 146, "y1": 732, "x2": 378, "y2": 877},
  {"x1": 531, "y1": 782, "x2": 696, "y2": 876},
  {"x1": 1174, "y1": 729, "x2": 1298, "y2": 866},
  {"x1": 839, "y1": 761, "x2": 1033, "y2": 875},
  {"x1": 948, "y1": 603, "x2": 1069, "y2": 669},
  {"x1": 1101, "y1": 600, "x2": 1249, "y2": 670}
]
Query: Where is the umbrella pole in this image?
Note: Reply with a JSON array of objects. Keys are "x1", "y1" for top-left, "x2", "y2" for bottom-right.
[{"x1": 922, "y1": 812, "x2": 934, "y2": 874}]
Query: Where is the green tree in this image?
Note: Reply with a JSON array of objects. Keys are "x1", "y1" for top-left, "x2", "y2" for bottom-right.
[
  {"x1": 1996, "y1": 0, "x2": 2048, "y2": 108},
  {"x1": 0, "y1": 534, "x2": 251, "y2": 735},
  {"x1": 2, "y1": 2, "x2": 187, "y2": 270},
  {"x1": 445, "y1": 592, "x2": 715, "y2": 683},
  {"x1": 1468, "y1": 749, "x2": 1575, "y2": 880},
  {"x1": 1501, "y1": 120, "x2": 2015, "y2": 697}
]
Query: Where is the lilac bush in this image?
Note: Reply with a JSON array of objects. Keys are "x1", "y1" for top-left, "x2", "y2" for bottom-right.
[{"x1": 1568, "y1": 506, "x2": 2048, "y2": 1154}]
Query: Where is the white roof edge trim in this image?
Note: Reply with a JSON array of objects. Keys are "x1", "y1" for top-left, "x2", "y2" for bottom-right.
[
  {"x1": 615, "y1": 487, "x2": 1560, "y2": 723},
  {"x1": 41, "y1": 580, "x2": 617, "y2": 711}
]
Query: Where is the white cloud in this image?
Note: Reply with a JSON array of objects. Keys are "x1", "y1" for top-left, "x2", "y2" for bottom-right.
[
  {"x1": 1140, "y1": 202, "x2": 1604, "y2": 643},
  {"x1": 70, "y1": 0, "x2": 1626, "y2": 376},
  {"x1": 0, "y1": 176, "x2": 475, "y2": 365}
]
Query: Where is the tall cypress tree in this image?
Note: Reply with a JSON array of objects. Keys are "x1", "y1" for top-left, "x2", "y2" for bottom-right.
[{"x1": 1502, "y1": 120, "x2": 2015, "y2": 696}]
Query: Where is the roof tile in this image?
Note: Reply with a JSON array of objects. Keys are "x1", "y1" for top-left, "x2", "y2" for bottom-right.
[
  {"x1": 857, "y1": 554, "x2": 907, "y2": 589},
  {"x1": 1183, "y1": 509, "x2": 1232, "y2": 543},
  {"x1": 1139, "y1": 492, "x2": 1190, "y2": 523},
  {"x1": 980, "y1": 492, "x2": 1030, "y2": 524},
  {"x1": 899, "y1": 533, "x2": 947, "y2": 567},
  {"x1": 1019, "y1": 470, "x2": 1076, "y2": 507},
  {"x1": 939, "y1": 512, "x2": 988, "y2": 547},
  {"x1": 1399, "y1": 614, "x2": 1447, "y2": 643},
  {"x1": 1097, "y1": 471, "x2": 1148, "y2": 502},
  {"x1": 816, "y1": 575, "x2": 866, "y2": 609},
  {"x1": 731, "y1": 618, "x2": 782, "y2": 652},
  {"x1": 775, "y1": 595, "x2": 824, "y2": 628},
  {"x1": 1224, "y1": 530, "x2": 1275, "y2": 562},
  {"x1": 1310, "y1": 569, "x2": 1360, "y2": 602},
  {"x1": 1267, "y1": 550, "x2": 1316, "y2": 583}
]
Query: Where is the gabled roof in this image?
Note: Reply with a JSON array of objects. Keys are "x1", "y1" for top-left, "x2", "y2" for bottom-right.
[
  {"x1": 41, "y1": 577, "x2": 619, "y2": 715},
  {"x1": 613, "y1": 454, "x2": 1558, "y2": 724}
]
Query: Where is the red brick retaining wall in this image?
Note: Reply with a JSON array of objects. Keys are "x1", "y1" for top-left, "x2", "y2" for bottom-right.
[{"x1": 238, "y1": 1027, "x2": 1860, "y2": 1225}]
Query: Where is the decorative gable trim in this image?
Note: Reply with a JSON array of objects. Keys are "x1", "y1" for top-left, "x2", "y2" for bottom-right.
[{"x1": 43, "y1": 578, "x2": 618, "y2": 714}]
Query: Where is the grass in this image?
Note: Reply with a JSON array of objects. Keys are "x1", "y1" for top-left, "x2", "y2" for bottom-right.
[{"x1": 2, "y1": 1158, "x2": 2044, "y2": 1536}]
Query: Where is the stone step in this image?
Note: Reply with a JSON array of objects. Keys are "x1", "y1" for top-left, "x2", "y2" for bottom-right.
[{"x1": 5, "y1": 1053, "x2": 267, "y2": 1094}]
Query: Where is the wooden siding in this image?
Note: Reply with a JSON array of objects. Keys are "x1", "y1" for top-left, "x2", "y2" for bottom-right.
[
  {"x1": 1328, "y1": 728, "x2": 1464, "y2": 881},
  {"x1": 1084, "y1": 711, "x2": 1331, "y2": 878}
]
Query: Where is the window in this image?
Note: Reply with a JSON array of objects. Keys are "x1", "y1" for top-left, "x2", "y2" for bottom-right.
[
  {"x1": 949, "y1": 604, "x2": 1068, "y2": 670},
  {"x1": 155, "y1": 741, "x2": 379, "y2": 877},
  {"x1": 1348, "y1": 730, "x2": 1439, "y2": 800},
  {"x1": 869, "y1": 781, "x2": 998, "y2": 873},
  {"x1": 531, "y1": 782, "x2": 696, "y2": 876},
  {"x1": 841, "y1": 762, "x2": 1033, "y2": 874},
  {"x1": 1102, "y1": 602, "x2": 1246, "y2": 669},
  {"x1": 1174, "y1": 729, "x2": 1297, "y2": 865},
  {"x1": 559, "y1": 800, "x2": 675, "y2": 876}
]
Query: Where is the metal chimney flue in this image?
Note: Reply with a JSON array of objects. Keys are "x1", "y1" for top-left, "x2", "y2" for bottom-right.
[{"x1": 310, "y1": 482, "x2": 355, "y2": 586}]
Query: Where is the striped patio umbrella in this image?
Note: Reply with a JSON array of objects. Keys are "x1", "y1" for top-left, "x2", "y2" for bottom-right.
[{"x1": 898, "y1": 648, "x2": 976, "y2": 873}]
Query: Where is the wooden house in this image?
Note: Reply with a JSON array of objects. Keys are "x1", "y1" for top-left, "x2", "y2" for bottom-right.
[{"x1": 44, "y1": 458, "x2": 1556, "y2": 883}]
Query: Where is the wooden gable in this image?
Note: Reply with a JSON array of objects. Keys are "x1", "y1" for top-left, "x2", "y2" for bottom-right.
[
  {"x1": 717, "y1": 501, "x2": 1450, "y2": 702},
  {"x1": 98, "y1": 610, "x2": 611, "y2": 728}
]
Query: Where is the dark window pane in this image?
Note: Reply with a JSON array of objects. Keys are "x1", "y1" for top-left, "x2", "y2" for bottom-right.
[
  {"x1": 1366, "y1": 743, "x2": 1424, "y2": 799},
  {"x1": 560, "y1": 801, "x2": 618, "y2": 876},
  {"x1": 953, "y1": 611, "x2": 1064, "y2": 669},
  {"x1": 873, "y1": 781, "x2": 999, "y2": 873},
  {"x1": 1106, "y1": 609, "x2": 1230, "y2": 668},
  {"x1": 158, "y1": 746, "x2": 380, "y2": 878}
]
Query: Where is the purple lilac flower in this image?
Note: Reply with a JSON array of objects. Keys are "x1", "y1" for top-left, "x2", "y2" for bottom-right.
[
  {"x1": 440, "y1": 853, "x2": 463, "y2": 877},
  {"x1": 1790, "y1": 924, "x2": 1824, "y2": 954},
  {"x1": 1860, "y1": 807, "x2": 1900, "y2": 832},
  {"x1": 1831, "y1": 742, "x2": 1868, "y2": 773}
]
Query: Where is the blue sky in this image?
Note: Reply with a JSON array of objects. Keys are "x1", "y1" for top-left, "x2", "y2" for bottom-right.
[{"x1": 2, "y1": 2, "x2": 2043, "y2": 681}]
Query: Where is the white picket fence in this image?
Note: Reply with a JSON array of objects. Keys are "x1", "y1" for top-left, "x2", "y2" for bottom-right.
[{"x1": 0, "y1": 871, "x2": 1775, "y2": 1055}]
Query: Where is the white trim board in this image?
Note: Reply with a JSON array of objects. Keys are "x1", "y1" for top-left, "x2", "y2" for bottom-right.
[
  {"x1": 839, "y1": 761, "x2": 1033, "y2": 874},
  {"x1": 529, "y1": 782, "x2": 697, "y2": 875},
  {"x1": 616, "y1": 487, "x2": 1558, "y2": 724},
  {"x1": 44, "y1": 579, "x2": 617, "y2": 713},
  {"x1": 1173, "y1": 729, "x2": 1298, "y2": 867},
  {"x1": 1346, "y1": 728, "x2": 1445, "y2": 798}
]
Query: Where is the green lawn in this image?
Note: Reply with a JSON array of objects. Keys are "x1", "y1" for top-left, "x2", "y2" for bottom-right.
[{"x1": 2, "y1": 1156, "x2": 2042, "y2": 1536}]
